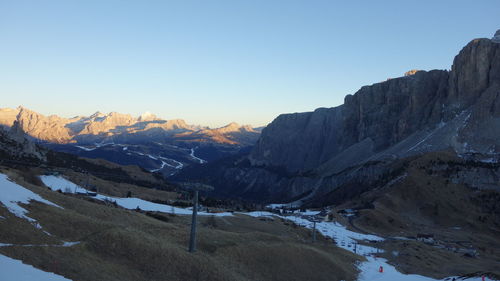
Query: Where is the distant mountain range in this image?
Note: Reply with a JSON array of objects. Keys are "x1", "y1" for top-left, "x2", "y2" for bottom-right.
[
  {"x1": 0, "y1": 107, "x2": 260, "y2": 145},
  {"x1": 0, "y1": 107, "x2": 262, "y2": 175}
]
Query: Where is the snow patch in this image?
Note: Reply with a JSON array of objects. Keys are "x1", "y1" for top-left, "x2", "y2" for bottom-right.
[
  {"x1": 95, "y1": 194, "x2": 232, "y2": 216},
  {"x1": 40, "y1": 176, "x2": 231, "y2": 217},
  {"x1": 0, "y1": 174, "x2": 61, "y2": 224},
  {"x1": 0, "y1": 241, "x2": 80, "y2": 248},
  {"x1": 0, "y1": 254, "x2": 72, "y2": 281},
  {"x1": 159, "y1": 157, "x2": 183, "y2": 169},
  {"x1": 74, "y1": 145, "x2": 96, "y2": 151},
  {"x1": 150, "y1": 156, "x2": 184, "y2": 172},
  {"x1": 41, "y1": 176, "x2": 87, "y2": 193},
  {"x1": 190, "y1": 148, "x2": 206, "y2": 164},
  {"x1": 243, "y1": 211, "x2": 497, "y2": 281},
  {"x1": 61, "y1": 241, "x2": 80, "y2": 247}
]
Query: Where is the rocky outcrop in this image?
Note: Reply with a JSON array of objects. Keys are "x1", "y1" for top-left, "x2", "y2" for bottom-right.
[
  {"x1": 404, "y1": 69, "x2": 422, "y2": 76},
  {"x1": 0, "y1": 122, "x2": 46, "y2": 161},
  {"x1": 492, "y1": 29, "x2": 500, "y2": 43},
  {"x1": 15, "y1": 107, "x2": 73, "y2": 143},
  {"x1": 447, "y1": 38, "x2": 500, "y2": 115}
]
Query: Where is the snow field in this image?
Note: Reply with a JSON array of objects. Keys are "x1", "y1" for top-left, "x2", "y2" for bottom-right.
[
  {"x1": 40, "y1": 175, "x2": 232, "y2": 217},
  {"x1": 0, "y1": 254, "x2": 72, "y2": 281}
]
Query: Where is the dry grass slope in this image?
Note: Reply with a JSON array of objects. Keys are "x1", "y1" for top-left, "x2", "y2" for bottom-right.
[
  {"x1": 0, "y1": 167, "x2": 360, "y2": 281},
  {"x1": 335, "y1": 152, "x2": 500, "y2": 279}
]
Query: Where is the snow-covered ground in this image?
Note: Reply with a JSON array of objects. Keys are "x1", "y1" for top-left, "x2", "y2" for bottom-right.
[
  {"x1": 93, "y1": 194, "x2": 232, "y2": 216},
  {"x1": 190, "y1": 148, "x2": 206, "y2": 164},
  {"x1": 40, "y1": 176, "x2": 87, "y2": 193},
  {"x1": 150, "y1": 156, "x2": 184, "y2": 172},
  {"x1": 40, "y1": 176, "x2": 232, "y2": 217},
  {"x1": 0, "y1": 174, "x2": 61, "y2": 225},
  {"x1": 245, "y1": 211, "x2": 496, "y2": 281},
  {"x1": 0, "y1": 254, "x2": 71, "y2": 281},
  {"x1": 158, "y1": 156, "x2": 183, "y2": 169},
  {"x1": 74, "y1": 142, "x2": 115, "y2": 152},
  {"x1": 74, "y1": 145, "x2": 96, "y2": 151},
  {"x1": 2, "y1": 174, "x2": 496, "y2": 280},
  {"x1": 266, "y1": 203, "x2": 292, "y2": 209},
  {"x1": 0, "y1": 241, "x2": 80, "y2": 248}
]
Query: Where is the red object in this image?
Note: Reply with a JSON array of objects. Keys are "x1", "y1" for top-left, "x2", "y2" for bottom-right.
[
  {"x1": 379, "y1": 266, "x2": 383, "y2": 273},
  {"x1": 482, "y1": 276, "x2": 486, "y2": 281}
]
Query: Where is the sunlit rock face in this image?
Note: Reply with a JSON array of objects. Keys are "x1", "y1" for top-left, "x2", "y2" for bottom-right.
[
  {"x1": 0, "y1": 108, "x2": 20, "y2": 128},
  {"x1": 404, "y1": 69, "x2": 421, "y2": 76},
  {"x1": 0, "y1": 108, "x2": 260, "y2": 146},
  {"x1": 0, "y1": 108, "x2": 261, "y2": 175}
]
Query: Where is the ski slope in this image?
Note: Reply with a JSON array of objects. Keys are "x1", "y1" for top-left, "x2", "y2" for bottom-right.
[
  {"x1": 247, "y1": 211, "x2": 496, "y2": 281},
  {"x1": 40, "y1": 175, "x2": 232, "y2": 216}
]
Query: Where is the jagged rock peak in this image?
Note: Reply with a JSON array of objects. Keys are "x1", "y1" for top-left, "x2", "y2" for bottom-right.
[
  {"x1": 8, "y1": 120, "x2": 27, "y2": 143},
  {"x1": 405, "y1": 69, "x2": 422, "y2": 76},
  {"x1": 166, "y1": 119, "x2": 188, "y2": 126},
  {"x1": 224, "y1": 122, "x2": 240, "y2": 129},
  {"x1": 492, "y1": 29, "x2": 500, "y2": 43},
  {"x1": 7, "y1": 120, "x2": 46, "y2": 160},
  {"x1": 216, "y1": 122, "x2": 256, "y2": 133},
  {"x1": 89, "y1": 111, "x2": 105, "y2": 118},
  {"x1": 138, "y1": 111, "x2": 158, "y2": 122}
]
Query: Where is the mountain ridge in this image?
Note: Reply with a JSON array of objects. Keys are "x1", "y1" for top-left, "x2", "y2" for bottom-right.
[
  {"x1": 0, "y1": 107, "x2": 260, "y2": 146},
  {"x1": 175, "y1": 30, "x2": 500, "y2": 204}
]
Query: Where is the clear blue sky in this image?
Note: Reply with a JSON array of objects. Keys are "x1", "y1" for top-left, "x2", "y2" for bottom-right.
[{"x1": 1, "y1": 0, "x2": 499, "y2": 127}]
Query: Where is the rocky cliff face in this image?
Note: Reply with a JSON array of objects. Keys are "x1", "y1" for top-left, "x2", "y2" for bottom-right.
[
  {"x1": 177, "y1": 30, "x2": 500, "y2": 203},
  {"x1": 15, "y1": 107, "x2": 74, "y2": 143},
  {"x1": 250, "y1": 69, "x2": 449, "y2": 173},
  {"x1": 251, "y1": 33, "x2": 500, "y2": 174}
]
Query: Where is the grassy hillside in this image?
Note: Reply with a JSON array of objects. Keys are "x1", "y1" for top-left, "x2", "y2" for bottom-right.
[
  {"x1": 332, "y1": 151, "x2": 500, "y2": 279},
  {"x1": 0, "y1": 167, "x2": 360, "y2": 281}
]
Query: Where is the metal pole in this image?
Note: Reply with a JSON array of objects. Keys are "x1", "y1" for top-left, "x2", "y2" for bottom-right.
[
  {"x1": 189, "y1": 190, "x2": 198, "y2": 252},
  {"x1": 85, "y1": 172, "x2": 89, "y2": 192},
  {"x1": 312, "y1": 221, "x2": 317, "y2": 243}
]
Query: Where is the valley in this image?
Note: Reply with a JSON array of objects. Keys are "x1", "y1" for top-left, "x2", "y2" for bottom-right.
[
  {"x1": 1, "y1": 5, "x2": 500, "y2": 279},
  {"x1": 0, "y1": 108, "x2": 260, "y2": 176}
]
